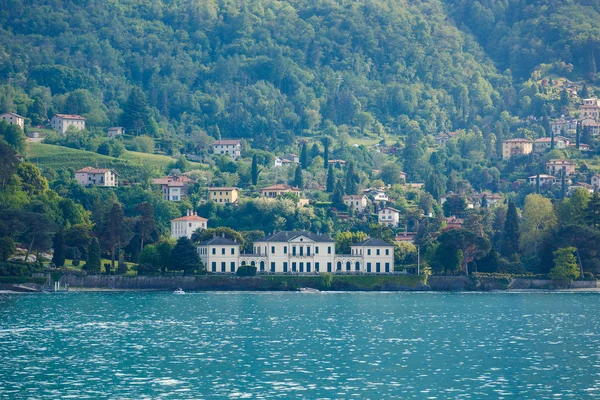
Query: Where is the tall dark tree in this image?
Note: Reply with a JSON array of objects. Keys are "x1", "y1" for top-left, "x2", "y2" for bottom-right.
[
  {"x1": 169, "y1": 237, "x2": 201, "y2": 275},
  {"x1": 294, "y1": 165, "x2": 304, "y2": 189},
  {"x1": 550, "y1": 129, "x2": 555, "y2": 150},
  {"x1": 586, "y1": 192, "x2": 600, "y2": 230},
  {"x1": 345, "y1": 162, "x2": 359, "y2": 195},
  {"x1": 323, "y1": 138, "x2": 329, "y2": 168},
  {"x1": 402, "y1": 125, "x2": 423, "y2": 181},
  {"x1": 332, "y1": 180, "x2": 345, "y2": 208},
  {"x1": 561, "y1": 171, "x2": 566, "y2": 199},
  {"x1": 576, "y1": 121, "x2": 581, "y2": 149},
  {"x1": 52, "y1": 230, "x2": 65, "y2": 267},
  {"x1": 536, "y1": 163, "x2": 541, "y2": 194},
  {"x1": 98, "y1": 203, "x2": 132, "y2": 272},
  {"x1": 437, "y1": 228, "x2": 491, "y2": 276},
  {"x1": 251, "y1": 154, "x2": 259, "y2": 185},
  {"x1": 425, "y1": 173, "x2": 443, "y2": 201},
  {"x1": 581, "y1": 84, "x2": 590, "y2": 98},
  {"x1": 0, "y1": 142, "x2": 19, "y2": 190},
  {"x1": 310, "y1": 143, "x2": 320, "y2": 160},
  {"x1": 501, "y1": 202, "x2": 520, "y2": 257},
  {"x1": 85, "y1": 237, "x2": 101, "y2": 274},
  {"x1": 122, "y1": 87, "x2": 156, "y2": 136},
  {"x1": 135, "y1": 202, "x2": 156, "y2": 252},
  {"x1": 326, "y1": 164, "x2": 335, "y2": 192},
  {"x1": 300, "y1": 142, "x2": 308, "y2": 169},
  {"x1": 582, "y1": 126, "x2": 592, "y2": 145}
]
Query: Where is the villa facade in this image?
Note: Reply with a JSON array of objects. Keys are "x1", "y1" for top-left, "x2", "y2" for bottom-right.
[{"x1": 197, "y1": 231, "x2": 395, "y2": 275}]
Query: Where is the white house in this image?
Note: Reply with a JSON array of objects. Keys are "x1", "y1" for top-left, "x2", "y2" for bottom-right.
[
  {"x1": 365, "y1": 189, "x2": 389, "y2": 203},
  {"x1": 107, "y1": 127, "x2": 124, "y2": 138},
  {"x1": 51, "y1": 114, "x2": 86, "y2": 134},
  {"x1": 0, "y1": 112, "x2": 24, "y2": 130},
  {"x1": 198, "y1": 230, "x2": 395, "y2": 275},
  {"x1": 152, "y1": 175, "x2": 194, "y2": 201},
  {"x1": 343, "y1": 195, "x2": 369, "y2": 213},
  {"x1": 212, "y1": 139, "x2": 242, "y2": 159},
  {"x1": 171, "y1": 211, "x2": 207, "y2": 239},
  {"x1": 198, "y1": 236, "x2": 240, "y2": 273},
  {"x1": 75, "y1": 167, "x2": 118, "y2": 187},
  {"x1": 378, "y1": 207, "x2": 400, "y2": 228},
  {"x1": 528, "y1": 174, "x2": 558, "y2": 186},
  {"x1": 273, "y1": 157, "x2": 283, "y2": 168},
  {"x1": 592, "y1": 174, "x2": 600, "y2": 190}
]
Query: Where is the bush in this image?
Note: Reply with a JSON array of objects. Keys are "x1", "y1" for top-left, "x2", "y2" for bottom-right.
[
  {"x1": 236, "y1": 265, "x2": 257, "y2": 276},
  {"x1": 137, "y1": 263, "x2": 160, "y2": 276},
  {"x1": 72, "y1": 259, "x2": 80, "y2": 266},
  {"x1": 117, "y1": 260, "x2": 128, "y2": 275}
]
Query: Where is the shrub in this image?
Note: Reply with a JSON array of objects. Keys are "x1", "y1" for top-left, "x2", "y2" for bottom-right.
[
  {"x1": 72, "y1": 259, "x2": 80, "y2": 267},
  {"x1": 236, "y1": 265, "x2": 257, "y2": 276}
]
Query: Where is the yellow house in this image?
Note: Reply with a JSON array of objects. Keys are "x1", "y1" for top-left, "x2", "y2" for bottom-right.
[
  {"x1": 208, "y1": 187, "x2": 239, "y2": 204},
  {"x1": 502, "y1": 138, "x2": 533, "y2": 159}
]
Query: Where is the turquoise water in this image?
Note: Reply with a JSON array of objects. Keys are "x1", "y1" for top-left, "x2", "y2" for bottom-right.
[{"x1": 1, "y1": 292, "x2": 600, "y2": 399}]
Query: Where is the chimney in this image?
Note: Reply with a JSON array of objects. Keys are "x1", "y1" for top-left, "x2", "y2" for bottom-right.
[{"x1": 186, "y1": 209, "x2": 190, "y2": 216}]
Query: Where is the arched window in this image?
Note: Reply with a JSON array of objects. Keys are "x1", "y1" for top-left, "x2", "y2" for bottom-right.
[
  {"x1": 241, "y1": 261, "x2": 247, "y2": 266},
  {"x1": 336, "y1": 261, "x2": 342, "y2": 271},
  {"x1": 355, "y1": 261, "x2": 360, "y2": 271},
  {"x1": 260, "y1": 261, "x2": 265, "y2": 271},
  {"x1": 346, "y1": 261, "x2": 351, "y2": 271}
]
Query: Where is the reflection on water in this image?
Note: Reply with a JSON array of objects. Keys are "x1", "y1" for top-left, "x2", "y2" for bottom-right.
[{"x1": 1, "y1": 291, "x2": 600, "y2": 398}]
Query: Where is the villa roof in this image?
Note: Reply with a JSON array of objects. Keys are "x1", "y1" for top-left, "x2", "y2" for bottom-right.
[
  {"x1": 504, "y1": 138, "x2": 532, "y2": 143},
  {"x1": 208, "y1": 187, "x2": 239, "y2": 191},
  {"x1": 260, "y1": 184, "x2": 301, "y2": 192},
  {"x1": 171, "y1": 215, "x2": 207, "y2": 222},
  {"x1": 199, "y1": 237, "x2": 239, "y2": 246},
  {"x1": 343, "y1": 195, "x2": 366, "y2": 200},
  {"x1": 76, "y1": 167, "x2": 118, "y2": 175},
  {"x1": 258, "y1": 231, "x2": 335, "y2": 243},
  {"x1": 54, "y1": 114, "x2": 86, "y2": 120},
  {"x1": 529, "y1": 174, "x2": 556, "y2": 179},
  {"x1": 353, "y1": 238, "x2": 394, "y2": 247},
  {"x1": 212, "y1": 139, "x2": 241, "y2": 145},
  {"x1": 1, "y1": 112, "x2": 23, "y2": 118}
]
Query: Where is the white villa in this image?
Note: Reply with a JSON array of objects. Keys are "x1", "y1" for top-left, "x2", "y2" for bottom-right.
[
  {"x1": 75, "y1": 167, "x2": 118, "y2": 187},
  {"x1": 198, "y1": 231, "x2": 395, "y2": 275},
  {"x1": 107, "y1": 127, "x2": 125, "y2": 138},
  {"x1": 528, "y1": 174, "x2": 558, "y2": 186},
  {"x1": 152, "y1": 175, "x2": 194, "y2": 201},
  {"x1": 212, "y1": 139, "x2": 242, "y2": 159},
  {"x1": 51, "y1": 114, "x2": 86, "y2": 134},
  {"x1": 378, "y1": 207, "x2": 400, "y2": 228},
  {"x1": 171, "y1": 211, "x2": 208, "y2": 239},
  {"x1": 592, "y1": 174, "x2": 600, "y2": 190},
  {"x1": 0, "y1": 112, "x2": 24, "y2": 129},
  {"x1": 343, "y1": 194, "x2": 369, "y2": 213}
]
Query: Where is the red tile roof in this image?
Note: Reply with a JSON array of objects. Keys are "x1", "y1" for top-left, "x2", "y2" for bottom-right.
[
  {"x1": 171, "y1": 215, "x2": 208, "y2": 222},
  {"x1": 54, "y1": 114, "x2": 86, "y2": 120},
  {"x1": 76, "y1": 167, "x2": 116, "y2": 174}
]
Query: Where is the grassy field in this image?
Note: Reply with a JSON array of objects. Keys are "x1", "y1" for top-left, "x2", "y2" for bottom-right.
[{"x1": 26, "y1": 142, "x2": 205, "y2": 180}]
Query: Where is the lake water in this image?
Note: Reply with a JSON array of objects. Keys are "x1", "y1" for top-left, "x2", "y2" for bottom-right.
[{"x1": 1, "y1": 291, "x2": 600, "y2": 399}]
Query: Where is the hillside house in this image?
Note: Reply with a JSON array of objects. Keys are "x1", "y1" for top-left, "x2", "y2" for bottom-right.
[
  {"x1": 592, "y1": 174, "x2": 600, "y2": 190},
  {"x1": 502, "y1": 138, "x2": 533, "y2": 159},
  {"x1": 533, "y1": 136, "x2": 570, "y2": 154},
  {"x1": 107, "y1": 127, "x2": 124, "y2": 138},
  {"x1": 51, "y1": 114, "x2": 86, "y2": 134},
  {"x1": 75, "y1": 167, "x2": 118, "y2": 187},
  {"x1": 546, "y1": 159, "x2": 576, "y2": 177},
  {"x1": 343, "y1": 195, "x2": 369, "y2": 213},
  {"x1": 378, "y1": 207, "x2": 400, "y2": 228},
  {"x1": 198, "y1": 236, "x2": 240, "y2": 273},
  {"x1": 0, "y1": 112, "x2": 24, "y2": 130},
  {"x1": 260, "y1": 184, "x2": 302, "y2": 198},
  {"x1": 528, "y1": 174, "x2": 558, "y2": 186},
  {"x1": 283, "y1": 154, "x2": 300, "y2": 164},
  {"x1": 208, "y1": 187, "x2": 239, "y2": 204},
  {"x1": 152, "y1": 175, "x2": 194, "y2": 201},
  {"x1": 212, "y1": 139, "x2": 241, "y2": 159},
  {"x1": 579, "y1": 98, "x2": 600, "y2": 120},
  {"x1": 171, "y1": 211, "x2": 207, "y2": 239}
]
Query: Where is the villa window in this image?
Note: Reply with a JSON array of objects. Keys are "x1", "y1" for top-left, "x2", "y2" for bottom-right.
[
  {"x1": 222, "y1": 248, "x2": 225, "y2": 255},
  {"x1": 212, "y1": 248, "x2": 216, "y2": 255},
  {"x1": 271, "y1": 246, "x2": 275, "y2": 254}
]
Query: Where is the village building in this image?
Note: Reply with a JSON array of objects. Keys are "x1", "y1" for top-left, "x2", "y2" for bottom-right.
[
  {"x1": 170, "y1": 210, "x2": 207, "y2": 239},
  {"x1": 378, "y1": 207, "x2": 400, "y2": 228},
  {"x1": 198, "y1": 236, "x2": 240, "y2": 273},
  {"x1": 152, "y1": 175, "x2": 194, "y2": 201},
  {"x1": 546, "y1": 159, "x2": 576, "y2": 177},
  {"x1": 579, "y1": 98, "x2": 600, "y2": 120},
  {"x1": 364, "y1": 188, "x2": 389, "y2": 203},
  {"x1": 394, "y1": 232, "x2": 416, "y2": 244},
  {"x1": 208, "y1": 187, "x2": 239, "y2": 204},
  {"x1": 550, "y1": 118, "x2": 577, "y2": 135},
  {"x1": 0, "y1": 112, "x2": 24, "y2": 130},
  {"x1": 533, "y1": 136, "x2": 570, "y2": 154},
  {"x1": 434, "y1": 131, "x2": 458, "y2": 146},
  {"x1": 328, "y1": 159, "x2": 346, "y2": 166},
  {"x1": 592, "y1": 174, "x2": 600, "y2": 190},
  {"x1": 343, "y1": 194, "x2": 369, "y2": 213},
  {"x1": 260, "y1": 184, "x2": 302, "y2": 198},
  {"x1": 581, "y1": 118, "x2": 600, "y2": 135},
  {"x1": 528, "y1": 174, "x2": 558, "y2": 186},
  {"x1": 51, "y1": 114, "x2": 86, "y2": 134},
  {"x1": 231, "y1": 231, "x2": 395, "y2": 275},
  {"x1": 444, "y1": 216, "x2": 464, "y2": 230},
  {"x1": 107, "y1": 127, "x2": 125, "y2": 138},
  {"x1": 502, "y1": 138, "x2": 533, "y2": 159},
  {"x1": 568, "y1": 182, "x2": 594, "y2": 195},
  {"x1": 283, "y1": 154, "x2": 300, "y2": 164},
  {"x1": 273, "y1": 157, "x2": 283, "y2": 167},
  {"x1": 477, "y1": 193, "x2": 503, "y2": 208},
  {"x1": 211, "y1": 139, "x2": 242, "y2": 159},
  {"x1": 75, "y1": 167, "x2": 118, "y2": 187}
]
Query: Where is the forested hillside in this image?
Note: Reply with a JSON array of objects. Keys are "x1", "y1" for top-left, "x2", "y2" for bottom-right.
[
  {"x1": 0, "y1": 0, "x2": 514, "y2": 144},
  {"x1": 445, "y1": 0, "x2": 600, "y2": 80}
]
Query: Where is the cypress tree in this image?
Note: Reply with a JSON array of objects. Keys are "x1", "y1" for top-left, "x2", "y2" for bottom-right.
[
  {"x1": 169, "y1": 237, "x2": 200, "y2": 275},
  {"x1": 550, "y1": 129, "x2": 555, "y2": 150},
  {"x1": 323, "y1": 138, "x2": 329, "y2": 168},
  {"x1": 310, "y1": 143, "x2": 320, "y2": 160},
  {"x1": 85, "y1": 237, "x2": 101, "y2": 274},
  {"x1": 345, "y1": 161, "x2": 359, "y2": 195},
  {"x1": 586, "y1": 192, "x2": 600, "y2": 229},
  {"x1": 294, "y1": 165, "x2": 304, "y2": 189},
  {"x1": 300, "y1": 142, "x2": 308, "y2": 169},
  {"x1": 332, "y1": 179, "x2": 345, "y2": 208},
  {"x1": 536, "y1": 163, "x2": 541, "y2": 194},
  {"x1": 251, "y1": 154, "x2": 259, "y2": 185},
  {"x1": 326, "y1": 164, "x2": 335, "y2": 192},
  {"x1": 501, "y1": 202, "x2": 520, "y2": 257},
  {"x1": 52, "y1": 230, "x2": 65, "y2": 268},
  {"x1": 576, "y1": 121, "x2": 581, "y2": 149},
  {"x1": 561, "y1": 170, "x2": 566, "y2": 199}
]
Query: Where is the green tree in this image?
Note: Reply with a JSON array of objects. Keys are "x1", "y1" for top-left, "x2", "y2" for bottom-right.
[
  {"x1": 300, "y1": 142, "x2": 308, "y2": 169},
  {"x1": 52, "y1": 230, "x2": 66, "y2": 267},
  {"x1": 169, "y1": 236, "x2": 201, "y2": 275},
  {"x1": 0, "y1": 237, "x2": 16, "y2": 262},
  {"x1": 501, "y1": 202, "x2": 520, "y2": 257},
  {"x1": 586, "y1": 192, "x2": 600, "y2": 229},
  {"x1": 0, "y1": 142, "x2": 19, "y2": 190},
  {"x1": 251, "y1": 154, "x2": 259, "y2": 185},
  {"x1": 17, "y1": 163, "x2": 49, "y2": 196},
  {"x1": 122, "y1": 87, "x2": 156, "y2": 136},
  {"x1": 549, "y1": 247, "x2": 580, "y2": 282},
  {"x1": 335, "y1": 231, "x2": 368, "y2": 254},
  {"x1": 380, "y1": 163, "x2": 404, "y2": 185},
  {"x1": 326, "y1": 164, "x2": 335, "y2": 192},
  {"x1": 437, "y1": 228, "x2": 491, "y2": 276},
  {"x1": 520, "y1": 194, "x2": 557, "y2": 259},
  {"x1": 0, "y1": 123, "x2": 26, "y2": 153},
  {"x1": 135, "y1": 202, "x2": 156, "y2": 252},
  {"x1": 332, "y1": 179, "x2": 345, "y2": 208},
  {"x1": 294, "y1": 165, "x2": 304, "y2": 189},
  {"x1": 323, "y1": 138, "x2": 329, "y2": 168},
  {"x1": 84, "y1": 237, "x2": 101, "y2": 274},
  {"x1": 425, "y1": 173, "x2": 443, "y2": 201},
  {"x1": 345, "y1": 161, "x2": 359, "y2": 195}
]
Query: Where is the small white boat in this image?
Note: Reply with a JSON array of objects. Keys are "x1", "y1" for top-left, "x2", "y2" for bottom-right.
[
  {"x1": 173, "y1": 288, "x2": 185, "y2": 295},
  {"x1": 297, "y1": 287, "x2": 320, "y2": 293}
]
